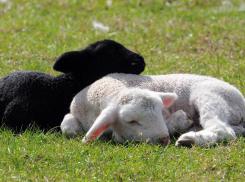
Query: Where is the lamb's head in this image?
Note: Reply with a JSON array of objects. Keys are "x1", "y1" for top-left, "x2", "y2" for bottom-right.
[
  {"x1": 53, "y1": 40, "x2": 145, "y2": 80},
  {"x1": 82, "y1": 88, "x2": 178, "y2": 145}
]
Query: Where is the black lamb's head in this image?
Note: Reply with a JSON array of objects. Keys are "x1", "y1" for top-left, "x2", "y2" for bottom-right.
[{"x1": 53, "y1": 40, "x2": 145, "y2": 79}]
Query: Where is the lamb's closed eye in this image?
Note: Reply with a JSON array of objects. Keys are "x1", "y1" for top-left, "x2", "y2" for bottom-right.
[{"x1": 128, "y1": 121, "x2": 139, "y2": 125}]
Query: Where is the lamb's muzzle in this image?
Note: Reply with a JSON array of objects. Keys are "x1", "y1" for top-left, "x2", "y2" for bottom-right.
[{"x1": 160, "y1": 136, "x2": 170, "y2": 146}]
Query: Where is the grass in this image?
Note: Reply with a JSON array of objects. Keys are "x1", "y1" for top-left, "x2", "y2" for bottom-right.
[
  {"x1": 1, "y1": 129, "x2": 245, "y2": 181},
  {"x1": 0, "y1": 0, "x2": 245, "y2": 181}
]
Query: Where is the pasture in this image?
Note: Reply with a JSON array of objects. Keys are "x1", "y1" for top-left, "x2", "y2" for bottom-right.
[{"x1": 0, "y1": 0, "x2": 245, "y2": 181}]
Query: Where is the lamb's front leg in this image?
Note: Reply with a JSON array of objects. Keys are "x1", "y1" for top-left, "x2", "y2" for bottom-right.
[
  {"x1": 166, "y1": 110, "x2": 194, "y2": 135},
  {"x1": 175, "y1": 122, "x2": 236, "y2": 147},
  {"x1": 60, "y1": 114, "x2": 84, "y2": 138},
  {"x1": 176, "y1": 94, "x2": 236, "y2": 147}
]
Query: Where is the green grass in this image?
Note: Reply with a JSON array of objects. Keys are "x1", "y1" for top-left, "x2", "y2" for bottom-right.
[
  {"x1": 1, "y1": 129, "x2": 245, "y2": 181},
  {"x1": 0, "y1": 0, "x2": 245, "y2": 181}
]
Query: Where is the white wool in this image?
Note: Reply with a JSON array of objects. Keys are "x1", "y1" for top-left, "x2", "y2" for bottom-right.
[
  {"x1": 62, "y1": 73, "x2": 245, "y2": 146},
  {"x1": 86, "y1": 73, "x2": 245, "y2": 118},
  {"x1": 92, "y1": 21, "x2": 110, "y2": 32}
]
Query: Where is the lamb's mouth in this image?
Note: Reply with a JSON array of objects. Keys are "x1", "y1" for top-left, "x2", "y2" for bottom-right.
[{"x1": 160, "y1": 136, "x2": 170, "y2": 146}]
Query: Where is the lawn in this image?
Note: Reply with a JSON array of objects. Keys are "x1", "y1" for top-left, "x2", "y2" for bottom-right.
[{"x1": 0, "y1": 0, "x2": 245, "y2": 181}]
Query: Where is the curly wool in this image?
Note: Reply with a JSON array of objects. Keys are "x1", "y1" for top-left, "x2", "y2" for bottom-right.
[{"x1": 81, "y1": 73, "x2": 245, "y2": 117}]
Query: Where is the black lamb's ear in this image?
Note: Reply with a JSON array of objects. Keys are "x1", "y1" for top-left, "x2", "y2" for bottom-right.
[{"x1": 53, "y1": 51, "x2": 88, "y2": 73}]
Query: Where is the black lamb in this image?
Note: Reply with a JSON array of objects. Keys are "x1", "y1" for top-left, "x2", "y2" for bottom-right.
[{"x1": 0, "y1": 40, "x2": 145, "y2": 131}]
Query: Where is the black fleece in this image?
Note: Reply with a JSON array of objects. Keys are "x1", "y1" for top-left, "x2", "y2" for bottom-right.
[{"x1": 0, "y1": 40, "x2": 145, "y2": 131}]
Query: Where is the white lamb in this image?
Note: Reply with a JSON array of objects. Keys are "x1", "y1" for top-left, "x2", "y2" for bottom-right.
[{"x1": 61, "y1": 73, "x2": 245, "y2": 146}]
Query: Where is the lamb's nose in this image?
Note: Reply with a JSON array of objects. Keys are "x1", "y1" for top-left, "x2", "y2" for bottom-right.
[
  {"x1": 160, "y1": 136, "x2": 170, "y2": 146},
  {"x1": 131, "y1": 54, "x2": 145, "y2": 68},
  {"x1": 134, "y1": 54, "x2": 144, "y2": 62}
]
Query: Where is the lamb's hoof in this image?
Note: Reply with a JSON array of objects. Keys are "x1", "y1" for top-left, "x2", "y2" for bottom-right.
[
  {"x1": 182, "y1": 111, "x2": 194, "y2": 127},
  {"x1": 175, "y1": 137, "x2": 195, "y2": 147},
  {"x1": 170, "y1": 110, "x2": 195, "y2": 133}
]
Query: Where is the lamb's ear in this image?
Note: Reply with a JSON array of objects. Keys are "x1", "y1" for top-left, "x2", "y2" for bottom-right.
[
  {"x1": 157, "y1": 92, "x2": 178, "y2": 108},
  {"x1": 82, "y1": 106, "x2": 118, "y2": 143},
  {"x1": 53, "y1": 51, "x2": 88, "y2": 73}
]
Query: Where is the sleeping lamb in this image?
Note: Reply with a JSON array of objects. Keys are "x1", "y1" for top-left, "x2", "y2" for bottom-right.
[
  {"x1": 0, "y1": 40, "x2": 145, "y2": 131},
  {"x1": 61, "y1": 73, "x2": 245, "y2": 146}
]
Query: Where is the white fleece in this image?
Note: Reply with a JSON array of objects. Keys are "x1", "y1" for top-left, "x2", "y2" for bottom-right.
[{"x1": 62, "y1": 73, "x2": 245, "y2": 146}]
